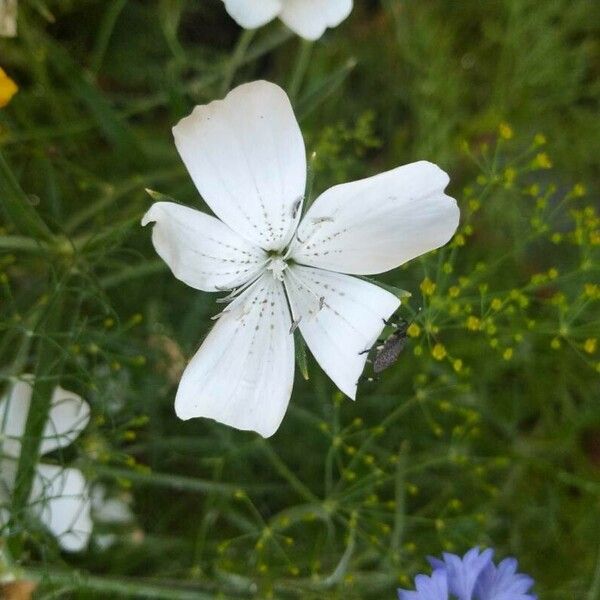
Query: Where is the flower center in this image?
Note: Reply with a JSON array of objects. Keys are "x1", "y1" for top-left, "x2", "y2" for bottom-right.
[{"x1": 266, "y1": 256, "x2": 288, "y2": 281}]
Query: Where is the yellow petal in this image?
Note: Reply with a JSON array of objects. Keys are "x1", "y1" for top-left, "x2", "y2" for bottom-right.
[{"x1": 0, "y1": 67, "x2": 18, "y2": 107}]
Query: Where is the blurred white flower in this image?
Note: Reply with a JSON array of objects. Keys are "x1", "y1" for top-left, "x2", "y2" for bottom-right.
[
  {"x1": 0, "y1": 0, "x2": 17, "y2": 37},
  {"x1": 222, "y1": 0, "x2": 353, "y2": 40},
  {"x1": 0, "y1": 379, "x2": 92, "y2": 552},
  {"x1": 143, "y1": 80, "x2": 459, "y2": 438},
  {"x1": 90, "y1": 485, "x2": 135, "y2": 550}
]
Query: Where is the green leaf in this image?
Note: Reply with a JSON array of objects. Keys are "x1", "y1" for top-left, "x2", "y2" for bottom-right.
[
  {"x1": 145, "y1": 188, "x2": 181, "y2": 204},
  {"x1": 294, "y1": 329, "x2": 310, "y2": 380}
]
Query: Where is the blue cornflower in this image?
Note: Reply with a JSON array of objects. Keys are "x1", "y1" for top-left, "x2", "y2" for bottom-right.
[{"x1": 398, "y1": 547, "x2": 536, "y2": 600}]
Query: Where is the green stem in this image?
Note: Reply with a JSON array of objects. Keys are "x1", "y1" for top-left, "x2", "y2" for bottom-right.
[
  {"x1": 9, "y1": 289, "x2": 65, "y2": 554},
  {"x1": 390, "y1": 442, "x2": 408, "y2": 556},
  {"x1": 0, "y1": 151, "x2": 53, "y2": 241},
  {"x1": 220, "y1": 29, "x2": 255, "y2": 95},
  {"x1": 259, "y1": 441, "x2": 319, "y2": 503},
  {"x1": 91, "y1": 0, "x2": 128, "y2": 74},
  {"x1": 99, "y1": 259, "x2": 166, "y2": 289},
  {"x1": 94, "y1": 465, "x2": 279, "y2": 495},
  {"x1": 0, "y1": 235, "x2": 48, "y2": 253},
  {"x1": 288, "y1": 39, "x2": 313, "y2": 102},
  {"x1": 25, "y1": 568, "x2": 215, "y2": 600},
  {"x1": 587, "y1": 541, "x2": 600, "y2": 600}
]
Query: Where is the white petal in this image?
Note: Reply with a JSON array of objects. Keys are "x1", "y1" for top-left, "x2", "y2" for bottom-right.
[
  {"x1": 173, "y1": 81, "x2": 306, "y2": 251},
  {"x1": 175, "y1": 274, "x2": 294, "y2": 438},
  {"x1": 222, "y1": 0, "x2": 281, "y2": 29},
  {"x1": 142, "y1": 201, "x2": 267, "y2": 292},
  {"x1": 1, "y1": 380, "x2": 90, "y2": 458},
  {"x1": 0, "y1": 379, "x2": 32, "y2": 458},
  {"x1": 284, "y1": 265, "x2": 399, "y2": 399},
  {"x1": 30, "y1": 463, "x2": 92, "y2": 552},
  {"x1": 91, "y1": 485, "x2": 133, "y2": 524},
  {"x1": 40, "y1": 386, "x2": 91, "y2": 456},
  {"x1": 280, "y1": 0, "x2": 352, "y2": 40},
  {"x1": 291, "y1": 161, "x2": 459, "y2": 274}
]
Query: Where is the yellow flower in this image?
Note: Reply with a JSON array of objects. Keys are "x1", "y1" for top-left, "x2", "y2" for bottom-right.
[
  {"x1": 0, "y1": 67, "x2": 18, "y2": 108},
  {"x1": 432, "y1": 343, "x2": 447, "y2": 361},
  {"x1": 534, "y1": 153, "x2": 552, "y2": 169},
  {"x1": 406, "y1": 323, "x2": 421, "y2": 338},
  {"x1": 466, "y1": 316, "x2": 481, "y2": 331},
  {"x1": 420, "y1": 277, "x2": 436, "y2": 296},
  {"x1": 584, "y1": 339, "x2": 597, "y2": 354},
  {"x1": 498, "y1": 123, "x2": 514, "y2": 140}
]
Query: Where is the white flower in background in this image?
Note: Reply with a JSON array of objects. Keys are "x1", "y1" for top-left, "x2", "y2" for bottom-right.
[
  {"x1": 143, "y1": 80, "x2": 459, "y2": 438},
  {"x1": 90, "y1": 485, "x2": 135, "y2": 550},
  {"x1": 0, "y1": 0, "x2": 18, "y2": 37},
  {"x1": 0, "y1": 379, "x2": 92, "y2": 552},
  {"x1": 222, "y1": 0, "x2": 352, "y2": 41}
]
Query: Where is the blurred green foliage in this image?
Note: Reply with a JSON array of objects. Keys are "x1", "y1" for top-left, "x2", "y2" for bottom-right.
[{"x1": 0, "y1": 0, "x2": 599, "y2": 598}]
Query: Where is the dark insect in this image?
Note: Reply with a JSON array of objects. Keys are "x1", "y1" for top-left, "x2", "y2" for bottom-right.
[
  {"x1": 373, "y1": 319, "x2": 408, "y2": 373},
  {"x1": 359, "y1": 319, "x2": 409, "y2": 378}
]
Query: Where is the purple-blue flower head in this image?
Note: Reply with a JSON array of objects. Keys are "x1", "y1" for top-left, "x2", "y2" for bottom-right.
[{"x1": 398, "y1": 547, "x2": 536, "y2": 600}]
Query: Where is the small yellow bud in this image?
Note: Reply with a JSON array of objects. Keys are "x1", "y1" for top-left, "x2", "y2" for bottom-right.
[
  {"x1": 469, "y1": 198, "x2": 481, "y2": 212},
  {"x1": 491, "y1": 298, "x2": 502, "y2": 311},
  {"x1": 432, "y1": 343, "x2": 447, "y2": 361},
  {"x1": 449, "y1": 286, "x2": 460, "y2": 298},
  {"x1": 420, "y1": 277, "x2": 436, "y2": 296},
  {"x1": 407, "y1": 323, "x2": 421, "y2": 338},
  {"x1": 466, "y1": 316, "x2": 481, "y2": 331},
  {"x1": 453, "y1": 359, "x2": 463, "y2": 373},
  {"x1": 534, "y1": 153, "x2": 552, "y2": 169},
  {"x1": 584, "y1": 339, "x2": 597, "y2": 354},
  {"x1": 498, "y1": 123, "x2": 514, "y2": 140},
  {"x1": 534, "y1": 133, "x2": 546, "y2": 145},
  {"x1": 550, "y1": 338, "x2": 561, "y2": 350},
  {"x1": 503, "y1": 348, "x2": 513, "y2": 360}
]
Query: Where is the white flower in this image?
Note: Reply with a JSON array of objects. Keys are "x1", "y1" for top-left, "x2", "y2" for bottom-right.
[
  {"x1": 222, "y1": 0, "x2": 353, "y2": 41},
  {"x1": 142, "y1": 80, "x2": 459, "y2": 438},
  {"x1": 0, "y1": 379, "x2": 92, "y2": 552},
  {"x1": 0, "y1": 0, "x2": 18, "y2": 38}
]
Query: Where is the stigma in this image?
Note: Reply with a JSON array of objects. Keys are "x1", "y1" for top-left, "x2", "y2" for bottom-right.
[{"x1": 266, "y1": 256, "x2": 288, "y2": 281}]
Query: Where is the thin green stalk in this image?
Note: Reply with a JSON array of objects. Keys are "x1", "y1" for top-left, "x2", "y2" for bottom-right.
[
  {"x1": 0, "y1": 151, "x2": 53, "y2": 241},
  {"x1": 288, "y1": 39, "x2": 313, "y2": 102},
  {"x1": 99, "y1": 259, "x2": 166, "y2": 289},
  {"x1": 94, "y1": 465, "x2": 280, "y2": 495},
  {"x1": 65, "y1": 167, "x2": 181, "y2": 233},
  {"x1": 587, "y1": 541, "x2": 600, "y2": 600},
  {"x1": 390, "y1": 443, "x2": 408, "y2": 557},
  {"x1": 25, "y1": 568, "x2": 216, "y2": 600},
  {"x1": 220, "y1": 29, "x2": 255, "y2": 95},
  {"x1": 0, "y1": 235, "x2": 48, "y2": 253},
  {"x1": 9, "y1": 288, "x2": 65, "y2": 553},
  {"x1": 91, "y1": 0, "x2": 128, "y2": 74},
  {"x1": 259, "y1": 440, "x2": 319, "y2": 503}
]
